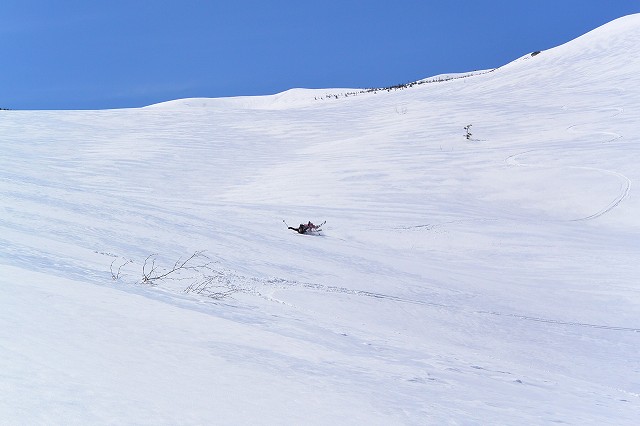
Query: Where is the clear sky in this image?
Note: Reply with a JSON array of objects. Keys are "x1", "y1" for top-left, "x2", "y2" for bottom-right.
[{"x1": 2, "y1": 0, "x2": 639, "y2": 110}]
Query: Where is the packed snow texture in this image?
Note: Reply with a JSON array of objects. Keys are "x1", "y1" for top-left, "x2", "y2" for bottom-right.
[{"x1": 1, "y1": 14, "x2": 640, "y2": 425}]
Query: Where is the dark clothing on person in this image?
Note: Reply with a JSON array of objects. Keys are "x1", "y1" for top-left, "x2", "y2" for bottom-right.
[{"x1": 288, "y1": 221, "x2": 317, "y2": 234}]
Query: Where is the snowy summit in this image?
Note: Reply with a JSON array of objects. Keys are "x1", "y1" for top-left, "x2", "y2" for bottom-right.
[{"x1": 1, "y1": 14, "x2": 640, "y2": 425}]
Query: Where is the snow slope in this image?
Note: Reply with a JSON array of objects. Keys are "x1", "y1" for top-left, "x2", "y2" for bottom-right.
[{"x1": 1, "y1": 14, "x2": 640, "y2": 425}]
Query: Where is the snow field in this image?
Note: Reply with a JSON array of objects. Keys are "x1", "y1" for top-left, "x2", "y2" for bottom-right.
[{"x1": 1, "y1": 14, "x2": 640, "y2": 425}]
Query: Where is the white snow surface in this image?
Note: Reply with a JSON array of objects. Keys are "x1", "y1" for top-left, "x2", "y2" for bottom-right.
[{"x1": 2, "y1": 14, "x2": 640, "y2": 425}]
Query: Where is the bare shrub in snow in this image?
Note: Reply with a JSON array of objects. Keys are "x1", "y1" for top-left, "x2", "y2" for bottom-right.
[
  {"x1": 140, "y1": 251, "x2": 211, "y2": 284},
  {"x1": 110, "y1": 258, "x2": 133, "y2": 280},
  {"x1": 183, "y1": 269, "x2": 240, "y2": 299},
  {"x1": 111, "y1": 251, "x2": 236, "y2": 300},
  {"x1": 464, "y1": 124, "x2": 473, "y2": 140}
]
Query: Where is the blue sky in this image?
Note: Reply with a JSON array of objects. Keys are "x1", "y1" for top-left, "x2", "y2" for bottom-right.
[{"x1": 2, "y1": 0, "x2": 639, "y2": 110}]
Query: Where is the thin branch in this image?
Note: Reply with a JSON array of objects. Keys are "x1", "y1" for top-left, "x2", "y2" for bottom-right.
[
  {"x1": 111, "y1": 258, "x2": 133, "y2": 280},
  {"x1": 140, "y1": 251, "x2": 213, "y2": 285}
]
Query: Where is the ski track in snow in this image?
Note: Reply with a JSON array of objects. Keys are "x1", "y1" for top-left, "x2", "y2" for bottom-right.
[
  {"x1": 504, "y1": 105, "x2": 631, "y2": 222},
  {"x1": 170, "y1": 268, "x2": 640, "y2": 334},
  {"x1": 259, "y1": 282, "x2": 640, "y2": 333}
]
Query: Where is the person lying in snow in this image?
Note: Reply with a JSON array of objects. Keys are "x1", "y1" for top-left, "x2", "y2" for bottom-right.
[{"x1": 288, "y1": 221, "x2": 320, "y2": 234}]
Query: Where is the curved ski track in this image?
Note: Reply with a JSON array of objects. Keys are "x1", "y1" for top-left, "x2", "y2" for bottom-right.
[{"x1": 504, "y1": 106, "x2": 630, "y2": 222}]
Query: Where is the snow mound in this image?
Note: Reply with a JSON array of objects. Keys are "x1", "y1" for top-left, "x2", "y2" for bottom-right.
[{"x1": 146, "y1": 87, "x2": 356, "y2": 110}]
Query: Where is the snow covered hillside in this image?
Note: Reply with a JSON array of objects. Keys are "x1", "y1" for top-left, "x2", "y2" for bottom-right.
[{"x1": 2, "y1": 14, "x2": 639, "y2": 425}]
